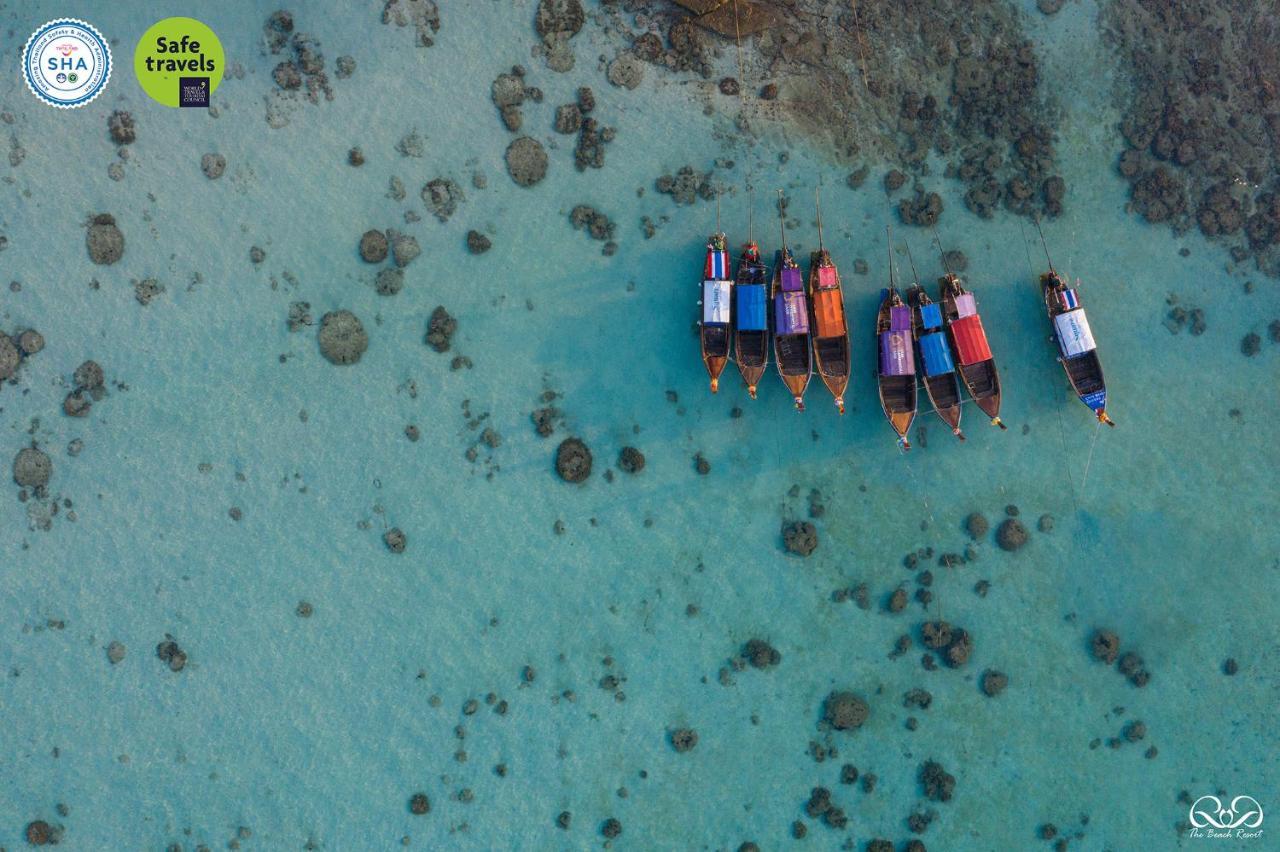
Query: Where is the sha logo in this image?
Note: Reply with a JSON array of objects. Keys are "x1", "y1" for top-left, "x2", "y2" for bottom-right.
[{"x1": 21, "y1": 19, "x2": 111, "y2": 108}]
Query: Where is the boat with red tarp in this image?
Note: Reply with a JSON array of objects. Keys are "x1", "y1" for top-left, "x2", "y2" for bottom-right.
[{"x1": 936, "y1": 249, "x2": 1005, "y2": 430}]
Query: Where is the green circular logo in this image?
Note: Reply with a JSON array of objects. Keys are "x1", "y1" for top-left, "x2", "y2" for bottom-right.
[{"x1": 133, "y1": 17, "x2": 223, "y2": 107}]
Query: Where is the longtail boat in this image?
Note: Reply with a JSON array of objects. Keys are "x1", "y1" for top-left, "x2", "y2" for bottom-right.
[
  {"x1": 1041, "y1": 273, "x2": 1115, "y2": 426},
  {"x1": 1035, "y1": 223, "x2": 1114, "y2": 426},
  {"x1": 808, "y1": 190, "x2": 850, "y2": 413},
  {"x1": 698, "y1": 228, "x2": 732, "y2": 393},
  {"x1": 906, "y1": 270, "x2": 965, "y2": 440},
  {"x1": 876, "y1": 232, "x2": 917, "y2": 448},
  {"x1": 771, "y1": 191, "x2": 811, "y2": 411},
  {"x1": 733, "y1": 239, "x2": 769, "y2": 398},
  {"x1": 932, "y1": 234, "x2": 1005, "y2": 430}
]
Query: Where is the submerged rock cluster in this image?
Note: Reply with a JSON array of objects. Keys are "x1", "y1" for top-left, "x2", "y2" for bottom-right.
[{"x1": 1104, "y1": 0, "x2": 1280, "y2": 276}]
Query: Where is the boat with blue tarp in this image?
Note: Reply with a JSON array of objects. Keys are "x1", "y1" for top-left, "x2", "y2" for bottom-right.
[{"x1": 733, "y1": 239, "x2": 770, "y2": 398}]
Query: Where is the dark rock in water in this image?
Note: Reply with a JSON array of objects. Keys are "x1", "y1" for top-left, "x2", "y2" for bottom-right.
[
  {"x1": 422, "y1": 178, "x2": 464, "y2": 222},
  {"x1": 156, "y1": 636, "x2": 188, "y2": 672},
  {"x1": 996, "y1": 518, "x2": 1029, "y2": 551},
  {"x1": 693, "y1": 452, "x2": 711, "y2": 475},
  {"x1": 760, "y1": 82, "x2": 778, "y2": 100},
  {"x1": 108, "y1": 110, "x2": 136, "y2": 145},
  {"x1": 823, "y1": 691, "x2": 870, "y2": 730},
  {"x1": 920, "y1": 760, "x2": 955, "y2": 802},
  {"x1": 535, "y1": 0, "x2": 584, "y2": 38},
  {"x1": 656, "y1": 166, "x2": 715, "y2": 206},
  {"x1": 17, "y1": 329, "x2": 44, "y2": 356},
  {"x1": 1122, "y1": 720, "x2": 1147, "y2": 742},
  {"x1": 134, "y1": 277, "x2": 165, "y2": 306},
  {"x1": 884, "y1": 169, "x2": 907, "y2": 192},
  {"x1": 375, "y1": 268, "x2": 404, "y2": 296},
  {"x1": 600, "y1": 817, "x2": 622, "y2": 839},
  {"x1": 1037, "y1": 513, "x2": 1054, "y2": 533},
  {"x1": 74, "y1": 360, "x2": 104, "y2": 391},
  {"x1": 359, "y1": 229, "x2": 388, "y2": 263},
  {"x1": 899, "y1": 189, "x2": 944, "y2": 226},
  {"x1": 348, "y1": 147, "x2": 365, "y2": 166},
  {"x1": 1117, "y1": 651, "x2": 1150, "y2": 687},
  {"x1": 1091, "y1": 629, "x2": 1121, "y2": 664},
  {"x1": 669, "y1": 728, "x2": 698, "y2": 752},
  {"x1": 317, "y1": 311, "x2": 368, "y2": 365},
  {"x1": 389, "y1": 230, "x2": 420, "y2": 267},
  {"x1": 425, "y1": 306, "x2": 457, "y2": 352},
  {"x1": 867, "y1": 841, "x2": 893, "y2": 852},
  {"x1": 1241, "y1": 332, "x2": 1261, "y2": 356},
  {"x1": 607, "y1": 52, "x2": 645, "y2": 89},
  {"x1": 408, "y1": 792, "x2": 430, "y2": 815},
  {"x1": 743, "y1": 638, "x2": 781, "y2": 669},
  {"x1": 1223, "y1": 657, "x2": 1239, "y2": 676},
  {"x1": 1037, "y1": 0, "x2": 1065, "y2": 12},
  {"x1": 554, "y1": 103, "x2": 582, "y2": 134},
  {"x1": 201, "y1": 152, "x2": 227, "y2": 179},
  {"x1": 1270, "y1": 320, "x2": 1280, "y2": 343},
  {"x1": 26, "y1": 820, "x2": 55, "y2": 846},
  {"x1": 921, "y1": 621, "x2": 972, "y2": 667},
  {"x1": 618, "y1": 446, "x2": 645, "y2": 474},
  {"x1": 383, "y1": 527, "x2": 407, "y2": 553},
  {"x1": 505, "y1": 136, "x2": 548, "y2": 187},
  {"x1": 13, "y1": 447, "x2": 52, "y2": 489},
  {"x1": 981, "y1": 669, "x2": 1008, "y2": 697},
  {"x1": 86, "y1": 214, "x2": 124, "y2": 265},
  {"x1": 556, "y1": 810, "x2": 571, "y2": 829},
  {"x1": 0, "y1": 335, "x2": 19, "y2": 380},
  {"x1": 718, "y1": 77, "x2": 740, "y2": 96},
  {"x1": 555, "y1": 437, "x2": 592, "y2": 483},
  {"x1": 887, "y1": 587, "x2": 908, "y2": 613},
  {"x1": 965, "y1": 512, "x2": 989, "y2": 539},
  {"x1": 63, "y1": 391, "x2": 91, "y2": 417},
  {"x1": 943, "y1": 249, "x2": 968, "y2": 272},
  {"x1": 576, "y1": 86, "x2": 595, "y2": 113},
  {"x1": 466, "y1": 230, "x2": 492, "y2": 254},
  {"x1": 921, "y1": 621, "x2": 952, "y2": 650},
  {"x1": 840, "y1": 763, "x2": 858, "y2": 785},
  {"x1": 782, "y1": 520, "x2": 817, "y2": 556}
]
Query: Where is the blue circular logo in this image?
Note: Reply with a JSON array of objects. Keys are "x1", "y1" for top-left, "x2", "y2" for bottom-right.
[{"x1": 22, "y1": 19, "x2": 111, "y2": 108}]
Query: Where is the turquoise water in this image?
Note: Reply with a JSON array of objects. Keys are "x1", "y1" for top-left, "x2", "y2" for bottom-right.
[{"x1": 1, "y1": 1, "x2": 1276, "y2": 849}]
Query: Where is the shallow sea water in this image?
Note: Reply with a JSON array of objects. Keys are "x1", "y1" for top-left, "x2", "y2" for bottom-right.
[{"x1": 0, "y1": 1, "x2": 1277, "y2": 850}]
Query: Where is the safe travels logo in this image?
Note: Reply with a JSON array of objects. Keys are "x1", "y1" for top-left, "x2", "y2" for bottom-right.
[
  {"x1": 20, "y1": 19, "x2": 111, "y2": 108},
  {"x1": 133, "y1": 17, "x2": 224, "y2": 107}
]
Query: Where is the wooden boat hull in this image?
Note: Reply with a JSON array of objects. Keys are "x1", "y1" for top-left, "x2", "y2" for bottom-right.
[
  {"x1": 876, "y1": 290, "x2": 917, "y2": 447},
  {"x1": 700, "y1": 327, "x2": 729, "y2": 393},
  {"x1": 733, "y1": 252, "x2": 770, "y2": 398},
  {"x1": 1042, "y1": 273, "x2": 1114, "y2": 426},
  {"x1": 809, "y1": 251, "x2": 850, "y2": 414},
  {"x1": 938, "y1": 274, "x2": 1005, "y2": 430},
  {"x1": 908, "y1": 286, "x2": 964, "y2": 440},
  {"x1": 772, "y1": 249, "x2": 811, "y2": 411}
]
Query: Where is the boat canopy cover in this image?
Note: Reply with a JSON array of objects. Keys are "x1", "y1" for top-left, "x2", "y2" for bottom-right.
[
  {"x1": 921, "y1": 302, "x2": 944, "y2": 330},
  {"x1": 920, "y1": 331, "x2": 954, "y2": 377},
  {"x1": 705, "y1": 249, "x2": 729, "y2": 280},
  {"x1": 880, "y1": 330, "x2": 914, "y2": 376},
  {"x1": 736, "y1": 284, "x2": 767, "y2": 331},
  {"x1": 703, "y1": 280, "x2": 731, "y2": 325},
  {"x1": 955, "y1": 293, "x2": 977, "y2": 317},
  {"x1": 1054, "y1": 308, "x2": 1096, "y2": 357},
  {"x1": 812, "y1": 288, "x2": 845, "y2": 339},
  {"x1": 890, "y1": 304, "x2": 911, "y2": 331},
  {"x1": 951, "y1": 314, "x2": 993, "y2": 365},
  {"x1": 776, "y1": 290, "x2": 810, "y2": 335},
  {"x1": 781, "y1": 267, "x2": 803, "y2": 292},
  {"x1": 817, "y1": 266, "x2": 838, "y2": 289}
]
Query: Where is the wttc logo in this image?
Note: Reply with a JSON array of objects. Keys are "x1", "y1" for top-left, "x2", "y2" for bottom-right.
[{"x1": 1187, "y1": 795, "x2": 1264, "y2": 840}]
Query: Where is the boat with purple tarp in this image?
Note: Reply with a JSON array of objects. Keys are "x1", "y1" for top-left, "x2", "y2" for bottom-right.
[
  {"x1": 771, "y1": 192, "x2": 811, "y2": 411},
  {"x1": 699, "y1": 230, "x2": 732, "y2": 393},
  {"x1": 876, "y1": 234, "x2": 917, "y2": 448},
  {"x1": 733, "y1": 239, "x2": 770, "y2": 398}
]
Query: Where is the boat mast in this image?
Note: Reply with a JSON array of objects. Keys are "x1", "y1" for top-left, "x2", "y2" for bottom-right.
[
  {"x1": 904, "y1": 240, "x2": 920, "y2": 287},
  {"x1": 777, "y1": 189, "x2": 788, "y2": 256},
  {"x1": 1033, "y1": 216, "x2": 1055, "y2": 275},
  {"x1": 815, "y1": 186, "x2": 825, "y2": 252},
  {"x1": 931, "y1": 225, "x2": 953, "y2": 278}
]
